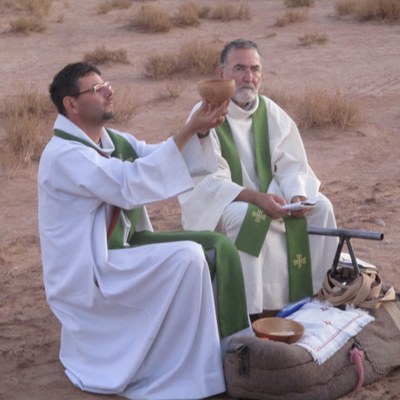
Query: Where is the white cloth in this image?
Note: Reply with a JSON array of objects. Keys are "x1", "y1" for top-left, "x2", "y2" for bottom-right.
[
  {"x1": 288, "y1": 300, "x2": 374, "y2": 365},
  {"x1": 38, "y1": 115, "x2": 226, "y2": 399},
  {"x1": 179, "y1": 96, "x2": 338, "y2": 313}
]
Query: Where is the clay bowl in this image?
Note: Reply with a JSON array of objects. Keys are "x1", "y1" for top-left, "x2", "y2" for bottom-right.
[
  {"x1": 252, "y1": 317, "x2": 304, "y2": 344},
  {"x1": 197, "y1": 79, "x2": 236, "y2": 105}
]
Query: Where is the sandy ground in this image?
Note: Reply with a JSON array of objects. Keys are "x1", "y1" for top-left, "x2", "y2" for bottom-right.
[{"x1": 1, "y1": 0, "x2": 400, "y2": 399}]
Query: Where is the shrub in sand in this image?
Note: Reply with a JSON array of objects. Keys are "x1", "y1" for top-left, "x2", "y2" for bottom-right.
[
  {"x1": 0, "y1": 86, "x2": 55, "y2": 168},
  {"x1": 274, "y1": 10, "x2": 309, "y2": 26},
  {"x1": 298, "y1": 33, "x2": 328, "y2": 46},
  {"x1": 144, "y1": 54, "x2": 178, "y2": 79},
  {"x1": 144, "y1": 40, "x2": 220, "y2": 78},
  {"x1": 335, "y1": 0, "x2": 358, "y2": 16},
  {"x1": 335, "y1": 0, "x2": 400, "y2": 22},
  {"x1": 284, "y1": 0, "x2": 315, "y2": 7},
  {"x1": 97, "y1": 0, "x2": 132, "y2": 14},
  {"x1": 259, "y1": 86, "x2": 359, "y2": 132},
  {"x1": 126, "y1": 4, "x2": 173, "y2": 32},
  {"x1": 196, "y1": 4, "x2": 211, "y2": 19},
  {"x1": 260, "y1": 86, "x2": 294, "y2": 111},
  {"x1": 156, "y1": 80, "x2": 185, "y2": 101},
  {"x1": 4, "y1": 0, "x2": 52, "y2": 17},
  {"x1": 207, "y1": 3, "x2": 251, "y2": 21},
  {"x1": 296, "y1": 87, "x2": 359, "y2": 130},
  {"x1": 8, "y1": 16, "x2": 46, "y2": 34},
  {"x1": 177, "y1": 40, "x2": 220, "y2": 75},
  {"x1": 111, "y1": 87, "x2": 141, "y2": 123},
  {"x1": 83, "y1": 45, "x2": 130, "y2": 65},
  {"x1": 0, "y1": 0, "x2": 50, "y2": 24},
  {"x1": 0, "y1": 85, "x2": 140, "y2": 168},
  {"x1": 172, "y1": 3, "x2": 201, "y2": 27}
]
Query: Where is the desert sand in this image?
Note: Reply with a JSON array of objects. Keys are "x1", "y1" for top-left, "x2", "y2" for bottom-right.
[{"x1": 1, "y1": 0, "x2": 400, "y2": 399}]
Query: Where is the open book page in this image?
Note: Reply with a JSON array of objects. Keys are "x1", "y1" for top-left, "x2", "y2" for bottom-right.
[
  {"x1": 339, "y1": 252, "x2": 378, "y2": 271},
  {"x1": 281, "y1": 194, "x2": 322, "y2": 212}
]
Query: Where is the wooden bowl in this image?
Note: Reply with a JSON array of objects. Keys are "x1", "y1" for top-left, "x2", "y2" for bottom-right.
[
  {"x1": 197, "y1": 79, "x2": 235, "y2": 104},
  {"x1": 252, "y1": 317, "x2": 304, "y2": 344}
]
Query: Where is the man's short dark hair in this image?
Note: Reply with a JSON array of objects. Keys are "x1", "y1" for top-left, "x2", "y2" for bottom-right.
[
  {"x1": 49, "y1": 62, "x2": 101, "y2": 116},
  {"x1": 220, "y1": 39, "x2": 261, "y2": 65}
]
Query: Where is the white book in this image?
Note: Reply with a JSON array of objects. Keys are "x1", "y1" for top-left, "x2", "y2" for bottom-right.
[
  {"x1": 338, "y1": 252, "x2": 378, "y2": 271},
  {"x1": 281, "y1": 195, "x2": 321, "y2": 211}
]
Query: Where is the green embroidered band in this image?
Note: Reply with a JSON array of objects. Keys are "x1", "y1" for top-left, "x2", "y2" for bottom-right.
[
  {"x1": 129, "y1": 230, "x2": 249, "y2": 338},
  {"x1": 54, "y1": 129, "x2": 141, "y2": 249},
  {"x1": 284, "y1": 216, "x2": 313, "y2": 301},
  {"x1": 215, "y1": 96, "x2": 313, "y2": 301}
]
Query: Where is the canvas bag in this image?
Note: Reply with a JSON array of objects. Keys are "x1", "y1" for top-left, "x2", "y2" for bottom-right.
[
  {"x1": 224, "y1": 299, "x2": 400, "y2": 400},
  {"x1": 224, "y1": 256, "x2": 400, "y2": 400}
]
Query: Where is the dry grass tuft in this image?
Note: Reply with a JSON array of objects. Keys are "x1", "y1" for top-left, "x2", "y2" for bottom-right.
[
  {"x1": 144, "y1": 54, "x2": 178, "y2": 79},
  {"x1": 97, "y1": 0, "x2": 132, "y2": 14},
  {"x1": 111, "y1": 87, "x2": 141, "y2": 123},
  {"x1": 144, "y1": 40, "x2": 220, "y2": 78},
  {"x1": 274, "y1": 10, "x2": 308, "y2": 26},
  {"x1": 262, "y1": 86, "x2": 360, "y2": 132},
  {"x1": 335, "y1": 0, "x2": 400, "y2": 22},
  {"x1": 20, "y1": 0, "x2": 51, "y2": 16},
  {"x1": 8, "y1": 16, "x2": 46, "y2": 34},
  {"x1": 298, "y1": 32, "x2": 328, "y2": 46},
  {"x1": 156, "y1": 80, "x2": 185, "y2": 101},
  {"x1": 83, "y1": 45, "x2": 130, "y2": 65},
  {"x1": 2, "y1": 0, "x2": 52, "y2": 17},
  {"x1": 120, "y1": 2, "x2": 254, "y2": 33},
  {"x1": 55, "y1": 13, "x2": 64, "y2": 23},
  {"x1": 295, "y1": 87, "x2": 359, "y2": 130},
  {"x1": 0, "y1": 0, "x2": 14, "y2": 10},
  {"x1": 1, "y1": 87, "x2": 52, "y2": 120},
  {"x1": 335, "y1": 0, "x2": 358, "y2": 16},
  {"x1": 126, "y1": 5, "x2": 173, "y2": 32},
  {"x1": 284, "y1": 0, "x2": 315, "y2": 7},
  {"x1": 178, "y1": 40, "x2": 220, "y2": 75},
  {"x1": 260, "y1": 85, "x2": 294, "y2": 110},
  {"x1": 0, "y1": 86, "x2": 55, "y2": 168},
  {"x1": 196, "y1": 4, "x2": 211, "y2": 19},
  {"x1": 208, "y1": 2, "x2": 251, "y2": 21},
  {"x1": 172, "y1": 3, "x2": 201, "y2": 27}
]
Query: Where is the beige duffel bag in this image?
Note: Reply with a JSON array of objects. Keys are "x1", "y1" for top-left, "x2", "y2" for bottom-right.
[
  {"x1": 224, "y1": 301, "x2": 400, "y2": 400},
  {"x1": 224, "y1": 263, "x2": 400, "y2": 400}
]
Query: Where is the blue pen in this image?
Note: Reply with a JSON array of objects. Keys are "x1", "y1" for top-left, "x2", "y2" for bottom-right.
[{"x1": 276, "y1": 296, "x2": 312, "y2": 318}]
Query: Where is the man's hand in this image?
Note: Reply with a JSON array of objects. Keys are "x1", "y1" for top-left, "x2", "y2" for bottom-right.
[
  {"x1": 173, "y1": 101, "x2": 229, "y2": 150},
  {"x1": 290, "y1": 195, "x2": 308, "y2": 218},
  {"x1": 188, "y1": 100, "x2": 229, "y2": 132},
  {"x1": 235, "y1": 189, "x2": 289, "y2": 219},
  {"x1": 257, "y1": 193, "x2": 289, "y2": 219}
]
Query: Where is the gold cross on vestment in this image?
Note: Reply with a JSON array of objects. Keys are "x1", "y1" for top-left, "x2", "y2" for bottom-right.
[
  {"x1": 252, "y1": 209, "x2": 267, "y2": 223},
  {"x1": 293, "y1": 253, "x2": 307, "y2": 269}
]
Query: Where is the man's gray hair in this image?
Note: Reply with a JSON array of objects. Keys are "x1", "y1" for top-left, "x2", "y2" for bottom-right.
[{"x1": 220, "y1": 39, "x2": 262, "y2": 65}]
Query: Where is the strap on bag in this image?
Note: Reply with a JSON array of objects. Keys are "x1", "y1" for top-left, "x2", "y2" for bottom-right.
[{"x1": 318, "y1": 265, "x2": 396, "y2": 309}]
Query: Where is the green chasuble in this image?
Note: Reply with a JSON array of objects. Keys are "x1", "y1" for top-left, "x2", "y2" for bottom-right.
[
  {"x1": 215, "y1": 96, "x2": 313, "y2": 301},
  {"x1": 54, "y1": 128, "x2": 249, "y2": 337}
]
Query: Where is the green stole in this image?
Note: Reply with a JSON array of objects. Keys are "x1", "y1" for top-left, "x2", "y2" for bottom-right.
[
  {"x1": 54, "y1": 128, "x2": 249, "y2": 337},
  {"x1": 215, "y1": 96, "x2": 313, "y2": 301}
]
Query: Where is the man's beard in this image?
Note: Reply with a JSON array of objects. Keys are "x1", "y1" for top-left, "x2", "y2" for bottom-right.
[
  {"x1": 233, "y1": 86, "x2": 257, "y2": 105},
  {"x1": 103, "y1": 110, "x2": 115, "y2": 120}
]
